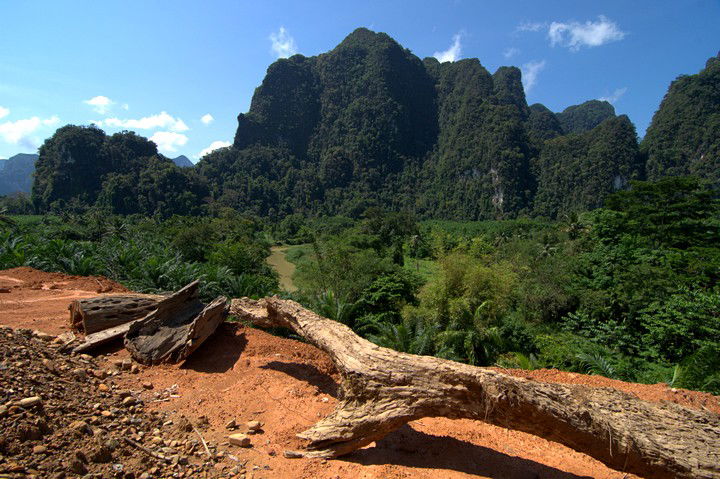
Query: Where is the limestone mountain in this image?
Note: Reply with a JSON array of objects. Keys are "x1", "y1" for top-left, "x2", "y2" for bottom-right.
[
  {"x1": 198, "y1": 28, "x2": 641, "y2": 219},
  {"x1": 642, "y1": 54, "x2": 720, "y2": 185}
]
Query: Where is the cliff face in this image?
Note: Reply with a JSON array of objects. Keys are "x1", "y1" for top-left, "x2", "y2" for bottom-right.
[{"x1": 200, "y1": 28, "x2": 642, "y2": 219}]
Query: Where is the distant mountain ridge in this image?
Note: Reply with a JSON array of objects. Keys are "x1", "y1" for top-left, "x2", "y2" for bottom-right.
[
  {"x1": 172, "y1": 155, "x2": 194, "y2": 168},
  {"x1": 0, "y1": 153, "x2": 38, "y2": 196}
]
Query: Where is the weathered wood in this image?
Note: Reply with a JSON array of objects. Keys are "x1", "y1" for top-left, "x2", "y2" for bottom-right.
[
  {"x1": 72, "y1": 322, "x2": 134, "y2": 354},
  {"x1": 231, "y1": 296, "x2": 720, "y2": 479},
  {"x1": 69, "y1": 294, "x2": 165, "y2": 334},
  {"x1": 72, "y1": 281, "x2": 199, "y2": 354},
  {"x1": 124, "y1": 284, "x2": 228, "y2": 365}
]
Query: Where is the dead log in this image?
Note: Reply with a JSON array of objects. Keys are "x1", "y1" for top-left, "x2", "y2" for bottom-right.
[
  {"x1": 69, "y1": 294, "x2": 165, "y2": 334},
  {"x1": 231, "y1": 297, "x2": 720, "y2": 479},
  {"x1": 72, "y1": 281, "x2": 200, "y2": 354},
  {"x1": 72, "y1": 322, "x2": 135, "y2": 354},
  {"x1": 124, "y1": 285, "x2": 228, "y2": 365}
]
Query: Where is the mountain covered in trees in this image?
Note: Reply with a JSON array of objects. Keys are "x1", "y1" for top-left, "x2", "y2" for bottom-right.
[
  {"x1": 32, "y1": 126, "x2": 207, "y2": 215},
  {"x1": 25, "y1": 29, "x2": 720, "y2": 219},
  {"x1": 196, "y1": 28, "x2": 641, "y2": 219},
  {"x1": 641, "y1": 53, "x2": 720, "y2": 185}
]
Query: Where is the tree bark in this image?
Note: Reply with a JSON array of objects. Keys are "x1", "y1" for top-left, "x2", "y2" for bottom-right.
[
  {"x1": 125, "y1": 282, "x2": 228, "y2": 365},
  {"x1": 230, "y1": 297, "x2": 720, "y2": 479},
  {"x1": 70, "y1": 294, "x2": 165, "y2": 334}
]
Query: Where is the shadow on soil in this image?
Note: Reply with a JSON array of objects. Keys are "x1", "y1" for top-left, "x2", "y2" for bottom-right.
[
  {"x1": 180, "y1": 323, "x2": 247, "y2": 373},
  {"x1": 260, "y1": 360, "x2": 339, "y2": 398},
  {"x1": 345, "y1": 424, "x2": 593, "y2": 479}
]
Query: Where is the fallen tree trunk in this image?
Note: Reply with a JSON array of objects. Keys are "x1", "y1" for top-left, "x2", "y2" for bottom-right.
[
  {"x1": 72, "y1": 281, "x2": 227, "y2": 360},
  {"x1": 231, "y1": 297, "x2": 720, "y2": 479},
  {"x1": 70, "y1": 294, "x2": 165, "y2": 334},
  {"x1": 70, "y1": 285, "x2": 198, "y2": 354},
  {"x1": 124, "y1": 285, "x2": 228, "y2": 365}
]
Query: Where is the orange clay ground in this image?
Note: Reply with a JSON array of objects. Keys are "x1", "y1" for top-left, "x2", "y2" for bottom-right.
[{"x1": 1, "y1": 266, "x2": 718, "y2": 479}]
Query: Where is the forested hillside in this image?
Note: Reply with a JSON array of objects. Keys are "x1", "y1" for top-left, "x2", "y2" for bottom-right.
[
  {"x1": 642, "y1": 53, "x2": 720, "y2": 185},
  {"x1": 196, "y1": 28, "x2": 640, "y2": 220},
  {"x1": 20, "y1": 29, "x2": 719, "y2": 220},
  {"x1": 32, "y1": 126, "x2": 207, "y2": 216}
]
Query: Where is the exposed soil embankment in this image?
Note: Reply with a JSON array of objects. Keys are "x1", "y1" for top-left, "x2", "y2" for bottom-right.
[{"x1": 0, "y1": 267, "x2": 718, "y2": 479}]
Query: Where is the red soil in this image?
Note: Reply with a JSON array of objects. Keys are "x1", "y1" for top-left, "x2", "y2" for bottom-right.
[
  {"x1": 1, "y1": 267, "x2": 718, "y2": 479},
  {"x1": 0, "y1": 267, "x2": 129, "y2": 335}
]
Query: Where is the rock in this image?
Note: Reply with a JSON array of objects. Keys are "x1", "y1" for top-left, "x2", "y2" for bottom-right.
[
  {"x1": 17, "y1": 396, "x2": 42, "y2": 408},
  {"x1": 69, "y1": 420, "x2": 92, "y2": 435},
  {"x1": 32, "y1": 445, "x2": 48, "y2": 454},
  {"x1": 18, "y1": 424, "x2": 43, "y2": 441},
  {"x1": 130, "y1": 364, "x2": 139, "y2": 374},
  {"x1": 88, "y1": 445, "x2": 112, "y2": 463},
  {"x1": 33, "y1": 331, "x2": 54, "y2": 342},
  {"x1": 141, "y1": 382, "x2": 153, "y2": 390},
  {"x1": 225, "y1": 419, "x2": 237, "y2": 430},
  {"x1": 247, "y1": 421, "x2": 263, "y2": 433},
  {"x1": 104, "y1": 439, "x2": 120, "y2": 451},
  {"x1": 98, "y1": 383, "x2": 109, "y2": 392},
  {"x1": 121, "y1": 359, "x2": 132, "y2": 371},
  {"x1": 68, "y1": 458, "x2": 87, "y2": 475},
  {"x1": 121, "y1": 396, "x2": 135, "y2": 407},
  {"x1": 228, "y1": 434, "x2": 251, "y2": 447}
]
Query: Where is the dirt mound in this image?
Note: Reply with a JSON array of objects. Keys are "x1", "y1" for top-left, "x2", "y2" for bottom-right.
[
  {"x1": 0, "y1": 267, "x2": 129, "y2": 294},
  {"x1": 0, "y1": 327, "x2": 235, "y2": 478},
  {"x1": 0, "y1": 267, "x2": 718, "y2": 479}
]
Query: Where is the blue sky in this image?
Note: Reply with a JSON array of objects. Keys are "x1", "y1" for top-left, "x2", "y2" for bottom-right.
[{"x1": 1, "y1": 0, "x2": 718, "y2": 161}]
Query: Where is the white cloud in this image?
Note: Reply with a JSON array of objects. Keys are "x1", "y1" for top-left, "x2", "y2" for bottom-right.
[
  {"x1": 122, "y1": 103, "x2": 129, "y2": 111},
  {"x1": 0, "y1": 106, "x2": 9, "y2": 120},
  {"x1": 503, "y1": 47, "x2": 520, "y2": 59},
  {"x1": 201, "y1": 113, "x2": 214, "y2": 125},
  {"x1": 0, "y1": 114, "x2": 59, "y2": 150},
  {"x1": 43, "y1": 116, "x2": 60, "y2": 126},
  {"x1": 521, "y1": 60, "x2": 546, "y2": 93},
  {"x1": 270, "y1": 27, "x2": 297, "y2": 58},
  {"x1": 84, "y1": 95, "x2": 115, "y2": 114},
  {"x1": 0, "y1": 117, "x2": 41, "y2": 144},
  {"x1": 100, "y1": 111, "x2": 189, "y2": 132},
  {"x1": 196, "y1": 140, "x2": 231, "y2": 159},
  {"x1": 434, "y1": 33, "x2": 462, "y2": 63},
  {"x1": 149, "y1": 131, "x2": 188, "y2": 153},
  {"x1": 599, "y1": 87, "x2": 628, "y2": 104},
  {"x1": 548, "y1": 15, "x2": 625, "y2": 51}
]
